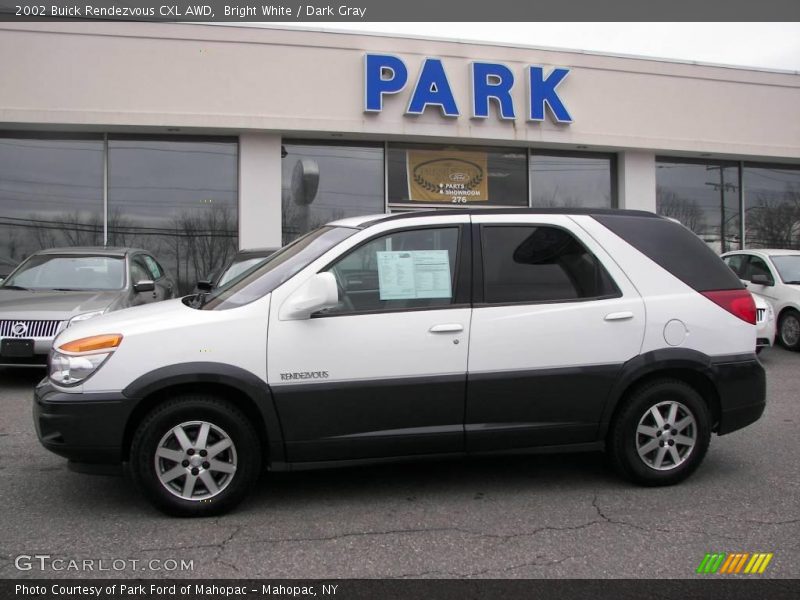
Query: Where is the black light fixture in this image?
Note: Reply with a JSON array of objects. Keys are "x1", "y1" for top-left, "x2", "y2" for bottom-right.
[{"x1": 281, "y1": 145, "x2": 287, "y2": 158}]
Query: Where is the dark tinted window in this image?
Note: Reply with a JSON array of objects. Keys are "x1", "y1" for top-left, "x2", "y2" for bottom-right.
[
  {"x1": 595, "y1": 214, "x2": 744, "y2": 292},
  {"x1": 325, "y1": 227, "x2": 460, "y2": 314},
  {"x1": 481, "y1": 226, "x2": 619, "y2": 304}
]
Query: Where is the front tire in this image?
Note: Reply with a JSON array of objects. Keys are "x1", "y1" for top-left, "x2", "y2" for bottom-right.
[
  {"x1": 778, "y1": 309, "x2": 800, "y2": 351},
  {"x1": 130, "y1": 394, "x2": 261, "y2": 517},
  {"x1": 608, "y1": 379, "x2": 711, "y2": 486}
]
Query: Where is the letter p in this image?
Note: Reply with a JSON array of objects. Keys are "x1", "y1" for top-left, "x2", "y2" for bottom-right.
[{"x1": 364, "y1": 54, "x2": 408, "y2": 112}]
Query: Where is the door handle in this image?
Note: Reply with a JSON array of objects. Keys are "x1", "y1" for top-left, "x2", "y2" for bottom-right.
[
  {"x1": 429, "y1": 324, "x2": 464, "y2": 333},
  {"x1": 604, "y1": 311, "x2": 634, "y2": 321}
]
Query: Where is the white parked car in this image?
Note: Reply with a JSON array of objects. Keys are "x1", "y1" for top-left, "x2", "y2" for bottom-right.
[
  {"x1": 753, "y1": 294, "x2": 776, "y2": 353},
  {"x1": 722, "y1": 249, "x2": 800, "y2": 351},
  {"x1": 35, "y1": 209, "x2": 766, "y2": 516}
]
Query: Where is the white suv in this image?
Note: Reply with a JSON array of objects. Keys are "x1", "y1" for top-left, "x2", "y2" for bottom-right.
[{"x1": 34, "y1": 209, "x2": 766, "y2": 516}]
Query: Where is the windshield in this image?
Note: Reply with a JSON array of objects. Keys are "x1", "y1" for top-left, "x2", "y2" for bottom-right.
[
  {"x1": 200, "y1": 226, "x2": 357, "y2": 310},
  {"x1": 771, "y1": 255, "x2": 800, "y2": 284},
  {"x1": 218, "y1": 256, "x2": 271, "y2": 287},
  {"x1": 2, "y1": 255, "x2": 125, "y2": 291}
]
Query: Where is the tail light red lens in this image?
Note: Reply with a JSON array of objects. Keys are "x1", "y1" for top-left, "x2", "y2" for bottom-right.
[{"x1": 701, "y1": 290, "x2": 756, "y2": 324}]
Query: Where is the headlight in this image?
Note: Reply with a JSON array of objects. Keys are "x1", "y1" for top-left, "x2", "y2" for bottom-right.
[
  {"x1": 68, "y1": 310, "x2": 106, "y2": 327},
  {"x1": 50, "y1": 351, "x2": 111, "y2": 386},
  {"x1": 48, "y1": 333, "x2": 123, "y2": 387}
]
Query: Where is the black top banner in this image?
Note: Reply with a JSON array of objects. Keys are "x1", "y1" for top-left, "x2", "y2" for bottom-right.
[{"x1": 0, "y1": 0, "x2": 798, "y2": 21}]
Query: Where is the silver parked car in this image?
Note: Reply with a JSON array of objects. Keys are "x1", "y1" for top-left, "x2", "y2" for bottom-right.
[{"x1": 0, "y1": 247, "x2": 176, "y2": 366}]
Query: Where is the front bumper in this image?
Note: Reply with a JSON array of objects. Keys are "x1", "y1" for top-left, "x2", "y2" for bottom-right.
[
  {"x1": 33, "y1": 379, "x2": 131, "y2": 465},
  {"x1": 712, "y1": 356, "x2": 767, "y2": 435}
]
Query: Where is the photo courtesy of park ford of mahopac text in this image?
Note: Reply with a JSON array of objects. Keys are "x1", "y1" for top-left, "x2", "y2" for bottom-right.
[{"x1": 0, "y1": 1, "x2": 799, "y2": 599}]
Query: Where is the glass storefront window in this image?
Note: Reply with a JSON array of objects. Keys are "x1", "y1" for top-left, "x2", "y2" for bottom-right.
[
  {"x1": 0, "y1": 135, "x2": 104, "y2": 264},
  {"x1": 656, "y1": 159, "x2": 741, "y2": 253},
  {"x1": 388, "y1": 143, "x2": 527, "y2": 207},
  {"x1": 108, "y1": 136, "x2": 239, "y2": 294},
  {"x1": 530, "y1": 152, "x2": 615, "y2": 208},
  {"x1": 282, "y1": 142, "x2": 384, "y2": 245},
  {"x1": 743, "y1": 164, "x2": 800, "y2": 250}
]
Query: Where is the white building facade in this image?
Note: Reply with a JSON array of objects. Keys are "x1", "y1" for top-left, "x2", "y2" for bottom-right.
[{"x1": 1, "y1": 22, "x2": 798, "y2": 292}]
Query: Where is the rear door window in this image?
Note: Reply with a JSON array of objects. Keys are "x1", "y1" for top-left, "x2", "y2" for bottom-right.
[{"x1": 481, "y1": 225, "x2": 620, "y2": 304}]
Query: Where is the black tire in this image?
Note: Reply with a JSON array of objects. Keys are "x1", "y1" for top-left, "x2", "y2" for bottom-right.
[
  {"x1": 608, "y1": 379, "x2": 711, "y2": 486},
  {"x1": 130, "y1": 394, "x2": 261, "y2": 517},
  {"x1": 778, "y1": 308, "x2": 800, "y2": 351}
]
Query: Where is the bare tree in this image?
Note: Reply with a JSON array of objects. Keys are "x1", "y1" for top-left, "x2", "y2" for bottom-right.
[
  {"x1": 746, "y1": 187, "x2": 800, "y2": 249},
  {"x1": 656, "y1": 187, "x2": 704, "y2": 233}
]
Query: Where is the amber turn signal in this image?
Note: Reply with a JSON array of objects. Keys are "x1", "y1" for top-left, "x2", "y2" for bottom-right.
[{"x1": 59, "y1": 334, "x2": 123, "y2": 353}]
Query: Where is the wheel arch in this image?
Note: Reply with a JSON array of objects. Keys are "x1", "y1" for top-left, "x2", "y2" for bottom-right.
[
  {"x1": 120, "y1": 363, "x2": 285, "y2": 466},
  {"x1": 599, "y1": 349, "x2": 722, "y2": 440}
]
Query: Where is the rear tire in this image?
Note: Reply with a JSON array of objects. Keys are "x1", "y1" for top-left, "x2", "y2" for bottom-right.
[
  {"x1": 778, "y1": 309, "x2": 800, "y2": 351},
  {"x1": 130, "y1": 394, "x2": 261, "y2": 517},
  {"x1": 608, "y1": 379, "x2": 711, "y2": 486}
]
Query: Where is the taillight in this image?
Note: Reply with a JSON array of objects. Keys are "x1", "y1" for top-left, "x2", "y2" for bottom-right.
[{"x1": 701, "y1": 290, "x2": 756, "y2": 324}]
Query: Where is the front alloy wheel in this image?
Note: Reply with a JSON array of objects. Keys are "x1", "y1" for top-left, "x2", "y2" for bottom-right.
[
  {"x1": 131, "y1": 395, "x2": 261, "y2": 517},
  {"x1": 155, "y1": 421, "x2": 238, "y2": 501}
]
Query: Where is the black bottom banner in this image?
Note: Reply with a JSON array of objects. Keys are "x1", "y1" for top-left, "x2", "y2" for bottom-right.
[{"x1": 2, "y1": 579, "x2": 799, "y2": 600}]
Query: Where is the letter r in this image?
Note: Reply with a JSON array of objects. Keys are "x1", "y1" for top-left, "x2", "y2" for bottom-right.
[
  {"x1": 364, "y1": 54, "x2": 408, "y2": 112},
  {"x1": 472, "y1": 62, "x2": 515, "y2": 119}
]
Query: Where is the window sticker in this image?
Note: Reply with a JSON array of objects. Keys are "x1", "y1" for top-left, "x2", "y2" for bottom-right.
[{"x1": 377, "y1": 250, "x2": 452, "y2": 300}]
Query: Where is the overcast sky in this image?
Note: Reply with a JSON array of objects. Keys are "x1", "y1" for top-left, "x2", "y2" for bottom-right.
[{"x1": 256, "y1": 22, "x2": 800, "y2": 71}]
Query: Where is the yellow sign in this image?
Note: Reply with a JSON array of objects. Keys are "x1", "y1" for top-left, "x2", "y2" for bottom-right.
[{"x1": 407, "y1": 150, "x2": 489, "y2": 203}]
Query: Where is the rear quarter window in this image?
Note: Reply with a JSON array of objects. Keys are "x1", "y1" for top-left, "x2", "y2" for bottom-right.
[{"x1": 594, "y1": 215, "x2": 743, "y2": 292}]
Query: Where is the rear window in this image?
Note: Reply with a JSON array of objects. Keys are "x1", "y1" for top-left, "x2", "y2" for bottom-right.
[{"x1": 594, "y1": 215, "x2": 743, "y2": 292}]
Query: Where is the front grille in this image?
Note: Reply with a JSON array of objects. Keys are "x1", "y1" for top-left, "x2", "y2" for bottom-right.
[
  {"x1": 756, "y1": 308, "x2": 766, "y2": 323},
  {"x1": 0, "y1": 320, "x2": 62, "y2": 339}
]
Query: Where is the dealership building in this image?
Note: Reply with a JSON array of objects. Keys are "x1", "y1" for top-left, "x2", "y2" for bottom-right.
[{"x1": 0, "y1": 22, "x2": 799, "y2": 292}]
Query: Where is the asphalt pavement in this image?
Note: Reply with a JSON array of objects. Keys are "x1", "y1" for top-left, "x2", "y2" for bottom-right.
[{"x1": 1, "y1": 347, "x2": 798, "y2": 579}]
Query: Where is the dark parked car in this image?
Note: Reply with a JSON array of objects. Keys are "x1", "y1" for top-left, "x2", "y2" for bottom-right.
[
  {"x1": 195, "y1": 247, "x2": 276, "y2": 292},
  {"x1": 0, "y1": 247, "x2": 176, "y2": 366}
]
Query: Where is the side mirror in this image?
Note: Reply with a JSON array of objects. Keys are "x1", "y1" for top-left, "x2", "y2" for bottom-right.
[
  {"x1": 196, "y1": 280, "x2": 213, "y2": 292},
  {"x1": 279, "y1": 272, "x2": 338, "y2": 320},
  {"x1": 133, "y1": 280, "x2": 155, "y2": 293},
  {"x1": 750, "y1": 273, "x2": 772, "y2": 286}
]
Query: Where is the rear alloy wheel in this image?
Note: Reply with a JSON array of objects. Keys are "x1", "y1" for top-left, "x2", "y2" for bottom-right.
[
  {"x1": 130, "y1": 395, "x2": 261, "y2": 516},
  {"x1": 778, "y1": 309, "x2": 800, "y2": 351},
  {"x1": 609, "y1": 379, "x2": 710, "y2": 486}
]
